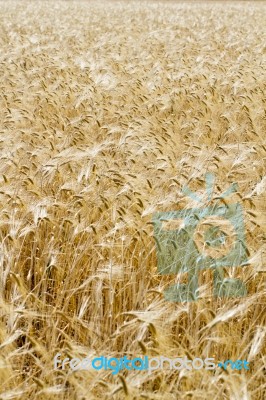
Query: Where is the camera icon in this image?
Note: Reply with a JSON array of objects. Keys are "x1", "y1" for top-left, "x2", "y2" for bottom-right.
[{"x1": 152, "y1": 174, "x2": 248, "y2": 302}]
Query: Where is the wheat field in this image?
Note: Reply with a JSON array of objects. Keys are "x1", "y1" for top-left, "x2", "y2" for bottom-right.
[{"x1": 0, "y1": 0, "x2": 265, "y2": 399}]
